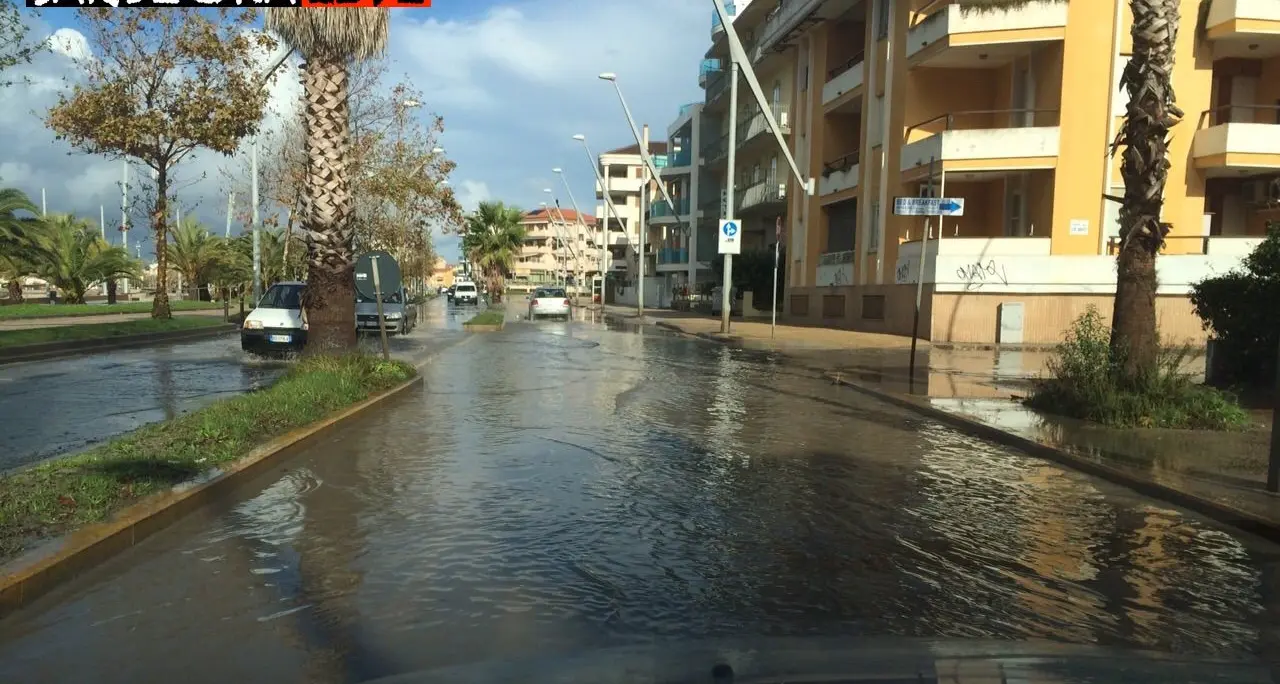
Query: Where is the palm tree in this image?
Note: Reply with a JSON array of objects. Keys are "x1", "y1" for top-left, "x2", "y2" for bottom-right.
[
  {"x1": 265, "y1": 7, "x2": 390, "y2": 354},
  {"x1": 0, "y1": 188, "x2": 42, "y2": 302},
  {"x1": 167, "y1": 218, "x2": 228, "y2": 302},
  {"x1": 32, "y1": 214, "x2": 139, "y2": 304},
  {"x1": 960, "y1": 0, "x2": 1184, "y2": 383},
  {"x1": 461, "y1": 201, "x2": 525, "y2": 303}
]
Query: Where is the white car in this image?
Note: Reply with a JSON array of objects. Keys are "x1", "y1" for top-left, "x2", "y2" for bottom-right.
[
  {"x1": 453, "y1": 282, "x2": 479, "y2": 305},
  {"x1": 241, "y1": 281, "x2": 307, "y2": 355},
  {"x1": 527, "y1": 287, "x2": 571, "y2": 320}
]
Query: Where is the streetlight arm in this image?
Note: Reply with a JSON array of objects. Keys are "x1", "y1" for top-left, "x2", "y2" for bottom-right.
[
  {"x1": 709, "y1": 0, "x2": 813, "y2": 195},
  {"x1": 605, "y1": 81, "x2": 687, "y2": 233},
  {"x1": 578, "y1": 139, "x2": 628, "y2": 264}
]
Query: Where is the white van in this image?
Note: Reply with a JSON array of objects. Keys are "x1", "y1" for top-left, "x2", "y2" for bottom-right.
[
  {"x1": 453, "y1": 281, "x2": 479, "y2": 305},
  {"x1": 241, "y1": 281, "x2": 307, "y2": 355}
]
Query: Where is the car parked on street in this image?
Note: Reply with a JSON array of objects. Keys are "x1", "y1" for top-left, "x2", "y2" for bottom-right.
[
  {"x1": 241, "y1": 281, "x2": 307, "y2": 356},
  {"x1": 356, "y1": 286, "x2": 415, "y2": 335},
  {"x1": 527, "y1": 287, "x2": 571, "y2": 320}
]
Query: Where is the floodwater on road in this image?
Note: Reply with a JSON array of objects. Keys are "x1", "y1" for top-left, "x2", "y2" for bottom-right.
[
  {"x1": 0, "y1": 334, "x2": 286, "y2": 471},
  {"x1": 3, "y1": 311, "x2": 1280, "y2": 682}
]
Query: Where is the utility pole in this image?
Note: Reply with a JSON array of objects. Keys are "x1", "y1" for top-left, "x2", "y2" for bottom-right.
[
  {"x1": 121, "y1": 160, "x2": 130, "y2": 296},
  {"x1": 909, "y1": 157, "x2": 936, "y2": 392},
  {"x1": 100, "y1": 205, "x2": 105, "y2": 239},
  {"x1": 225, "y1": 192, "x2": 236, "y2": 238},
  {"x1": 251, "y1": 136, "x2": 261, "y2": 302},
  {"x1": 721, "y1": 61, "x2": 739, "y2": 334},
  {"x1": 638, "y1": 125, "x2": 648, "y2": 317},
  {"x1": 40, "y1": 188, "x2": 46, "y2": 216}
]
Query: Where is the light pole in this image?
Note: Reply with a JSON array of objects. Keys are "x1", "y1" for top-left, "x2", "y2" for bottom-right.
[
  {"x1": 598, "y1": 73, "x2": 689, "y2": 318},
  {"x1": 573, "y1": 133, "x2": 623, "y2": 306},
  {"x1": 553, "y1": 167, "x2": 589, "y2": 303},
  {"x1": 542, "y1": 189, "x2": 577, "y2": 288}
]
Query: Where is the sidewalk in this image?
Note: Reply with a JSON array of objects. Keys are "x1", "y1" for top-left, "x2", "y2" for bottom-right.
[{"x1": 599, "y1": 304, "x2": 1280, "y2": 538}]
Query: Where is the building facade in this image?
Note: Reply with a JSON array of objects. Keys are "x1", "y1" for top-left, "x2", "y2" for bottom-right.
[
  {"x1": 775, "y1": 0, "x2": 1278, "y2": 345},
  {"x1": 514, "y1": 208, "x2": 598, "y2": 290},
  {"x1": 595, "y1": 136, "x2": 670, "y2": 305},
  {"x1": 652, "y1": 103, "x2": 718, "y2": 298}
]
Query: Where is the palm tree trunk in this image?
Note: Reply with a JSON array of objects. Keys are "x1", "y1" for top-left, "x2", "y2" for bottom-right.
[
  {"x1": 300, "y1": 59, "x2": 357, "y2": 353},
  {"x1": 152, "y1": 167, "x2": 173, "y2": 319},
  {"x1": 1111, "y1": 0, "x2": 1183, "y2": 383},
  {"x1": 6, "y1": 279, "x2": 22, "y2": 303}
]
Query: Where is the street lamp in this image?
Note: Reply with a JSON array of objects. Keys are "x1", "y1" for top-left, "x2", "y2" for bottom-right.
[
  {"x1": 573, "y1": 133, "x2": 623, "y2": 303},
  {"x1": 553, "y1": 167, "x2": 590, "y2": 302},
  {"x1": 542, "y1": 188, "x2": 571, "y2": 287}
]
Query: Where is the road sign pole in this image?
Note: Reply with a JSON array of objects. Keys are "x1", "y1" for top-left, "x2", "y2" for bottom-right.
[
  {"x1": 771, "y1": 216, "x2": 780, "y2": 338},
  {"x1": 370, "y1": 256, "x2": 391, "y2": 361},
  {"x1": 722, "y1": 61, "x2": 739, "y2": 335},
  {"x1": 909, "y1": 156, "x2": 936, "y2": 393}
]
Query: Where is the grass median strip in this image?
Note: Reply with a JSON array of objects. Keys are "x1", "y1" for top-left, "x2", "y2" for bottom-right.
[
  {"x1": 0, "y1": 315, "x2": 226, "y2": 349},
  {"x1": 0, "y1": 300, "x2": 221, "y2": 320},
  {"x1": 0, "y1": 355, "x2": 416, "y2": 562},
  {"x1": 465, "y1": 310, "x2": 504, "y2": 326}
]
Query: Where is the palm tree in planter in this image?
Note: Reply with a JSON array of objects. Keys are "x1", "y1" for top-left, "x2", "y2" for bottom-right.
[
  {"x1": 959, "y1": 0, "x2": 1186, "y2": 383},
  {"x1": 33, "y1": 214, "x2": 139, "y2": 304},
  {"x1": 461, "y1": 201, "x2": 526, "y2": 303},
  {"x1": 265, "y1": 7, "x2": 389, "y2": 353},
  {"x1": 0, "y1": 188, "x2": 44, "y2": 303}
]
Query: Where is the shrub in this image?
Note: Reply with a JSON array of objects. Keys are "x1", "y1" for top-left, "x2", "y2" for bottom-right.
[
  {"x1": 1025, "y1": 306, "x2": 1248, "y2": 430},
  {"x1": 1190, "y1": 225, "x2": 1280, "y2": 388}
]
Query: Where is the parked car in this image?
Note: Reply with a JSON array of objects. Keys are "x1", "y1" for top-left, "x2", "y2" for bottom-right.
[
  {"x1": 527, "y1": 286, "x2": 571, "y2": 320},
  {"x1": 356, "y1": 286, "x2": 415, "y2": 335},
  {"x1": 453, "y1": 281, "x2": 479, "y2": 305},
  {"x1": 241, "y1": 281, "x2": 306, "y2": 356}
]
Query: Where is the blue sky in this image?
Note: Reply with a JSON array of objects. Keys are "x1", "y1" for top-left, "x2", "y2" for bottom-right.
[{"x1": 4, "y1": 1, "x2": 711, "y2": 261}]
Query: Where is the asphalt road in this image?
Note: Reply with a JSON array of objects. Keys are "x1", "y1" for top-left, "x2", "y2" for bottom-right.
[{"x1": 3, "y1": 301, "x2": 1280, "y2": 682}]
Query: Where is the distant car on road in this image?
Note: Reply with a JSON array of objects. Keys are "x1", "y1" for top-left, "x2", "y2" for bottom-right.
[
  {"x1": 527, "y1": 287, "x2": 571, "y2": 320},
  {"x1": 241, "y1": 281, "x2": 306, "y2": 356},
  {"x1": 453, "y1": 282, "x2": 478, "y2": 305},
  {"x1": 356, "y1": 286, "x2": 415, "y2": 335}
]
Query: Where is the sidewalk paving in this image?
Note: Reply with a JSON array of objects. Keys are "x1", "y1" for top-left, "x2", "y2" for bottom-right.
[{"x1": 599, "y1": 303, "x2": 1280, "y2": 537}]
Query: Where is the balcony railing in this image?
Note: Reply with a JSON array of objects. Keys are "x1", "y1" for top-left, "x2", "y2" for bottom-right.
[
  {"x1": 649, "y1": 197, "x2": 691, "y2": 219},
  {"x1": 738, "y1": 175, "x2": 787, "y2": 211},
  {"x1": 759, "y1": 0, "x2": 824, "y2": 54},
  {"x1": 827, "y1": 51, "x2": 864, "y2": 81},
  {"x1": 1200, "y1": 103, "x2": 1280, "y2": 127},
  {"x1": 703, "y1": 133, "x2": 729, "y2": 164},
  {"x1": 657, "y1": 247, "x2": 691, "y2": 265},
  {"x1": 1193, "y1": 104, "x2": 1280, "y2": 168},
  {"x1": 706, "y1": 69, "x2": 728, "y2": 104},
  {"x1": 737, "y1": 104, "x2": 792, "y2": 145},
  {"x1": 667, "y1": 149, "x2": 693, "y2": 167},
  {"x1": 905, "y1": 109, "x2": 1062, "y2": 139}
]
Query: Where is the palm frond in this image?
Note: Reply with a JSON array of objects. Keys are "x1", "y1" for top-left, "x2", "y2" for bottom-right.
[{"x1": 265, "y1": 8, "x2": 389, "y2": 61}]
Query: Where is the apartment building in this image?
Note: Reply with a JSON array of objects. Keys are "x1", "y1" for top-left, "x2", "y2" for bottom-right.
[
  {"x1": 772, "y1": 0, "x2": 1278, "y2": 345},
  {"x1": 595, "y1": 137, "x2": 669, "y2": 304},
  {"x1": 650, "y1": 102, "x2": 720, "y2": 297},
  {"x1": 513, "y1": 208, "x2": 597, "y2": 290}
]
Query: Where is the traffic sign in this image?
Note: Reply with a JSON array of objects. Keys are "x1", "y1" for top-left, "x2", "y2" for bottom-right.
[
  {"x1": 354, "y1": 250, "x2": 402, "y2": 300},
  {"x1": 893, "y1": 197, "x2": 965, "y2": 217},
  {"x1": 718, "y1": 219, "x2": 741, "y2": 255}
]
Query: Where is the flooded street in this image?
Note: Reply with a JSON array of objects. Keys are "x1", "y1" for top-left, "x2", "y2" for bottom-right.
[{"x1": 3, "y1": 308, "x2": 1280, "y2": 682}]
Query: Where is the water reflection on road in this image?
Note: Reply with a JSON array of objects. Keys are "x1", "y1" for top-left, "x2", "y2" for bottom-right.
[{"x1": 2, "y1": 312, "x2": 1280, "y2": 682}]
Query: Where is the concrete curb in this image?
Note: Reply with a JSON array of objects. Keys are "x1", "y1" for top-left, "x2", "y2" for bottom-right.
[
  {"x1": 463, "y1": 322, "x2": 504, "y2": 333},
  {"x1": 0, "y1": 323, "x2": 237, "y2": 365},
  {"x1": 650, "y1": 315, "x2": 1280, "y2": 543},
  {"x1": 0, "y1": 372, "x2": 424, "y2": 617}
]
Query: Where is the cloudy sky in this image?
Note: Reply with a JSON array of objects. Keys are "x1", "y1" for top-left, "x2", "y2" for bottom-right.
[{"x1": 4, "y1": 2, "x2": 711, "y2": 261}]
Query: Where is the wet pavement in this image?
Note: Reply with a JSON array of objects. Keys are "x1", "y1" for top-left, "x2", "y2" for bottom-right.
[
  {"x1": 4, "y1": 304, "x2": 1280, "y2": 682},
  {"x1": 0, "y1": 298, "x2": 468, "y2": 472}
]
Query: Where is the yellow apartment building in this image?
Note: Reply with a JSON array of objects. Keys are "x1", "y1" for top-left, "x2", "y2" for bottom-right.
[
  {"x1": 513, "y1": 208, "x2": 598, "y2": 291},
  {"x1": 769, "y1": 0, "x2": 1278, "y2": 345}
]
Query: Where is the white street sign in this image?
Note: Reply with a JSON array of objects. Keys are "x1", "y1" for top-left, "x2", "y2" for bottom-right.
[
  {"x1": 893, "y1": 197, "x2": 965, "y2": 217},
  {"x1": 718, "y1": 219, "x2": 742, "y2": 255}
]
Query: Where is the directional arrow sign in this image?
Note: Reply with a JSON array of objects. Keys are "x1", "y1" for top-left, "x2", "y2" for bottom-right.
[
  {"x1": 718, "y1": 219, "x2": 741, "y2": 255},
  {"x1": 893, "y1": 197, "x2": 965, "y2": 217}
]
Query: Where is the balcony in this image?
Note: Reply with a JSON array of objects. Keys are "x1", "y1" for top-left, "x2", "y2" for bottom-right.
[
  {"x1": 699, "y1": 188, "x2": 725, "y2": 218},
  {"x1": 665, "y1": 148, "x2": 693, "y2": 170},
  {"x1": 703, "y1": 133, "x2": 729, "y2": 165},
  {"x1": 758, "y1": 0, "x2": 858, "y2": 54},
  {"x1": 1193, "y1": 105, "x2": 1280, "y2": 176},
  {"x1": 906, "y1": 0, "x2": 1068, "y2": 68},
  {"x1": 1206, "y1": 0, "x2": 1280, "y2": 58},
  {"x1": 596, "y1": 175, "x2": 645, "y2": 195},
  {"x1": 657, "y1": 247, "x2": 691, "y2": 266},
  {"x1": 816, "y1": 250, "x2": 854, "y2": 287},
  {"x1": 705, "y1": 69, "x2": 729, "y2": 109},
  {"x1": 820, "y1": 152, "x2": 859, "y2": 197},
  {"x1": 901, "y1": 110, "x2": 1060, "y2": 179},
  {"x1": 738, "y1": 175, "x2": 787, "y2": 213},
  {"x1": 649, "y1": 197, "x2": 691, "y2": 223},
  {"x1": 737, "y1": 105, "x2": 792, "y2": 149},
  {"x1": 823, "y1": 52, "x2": 864, "y2": 109}
]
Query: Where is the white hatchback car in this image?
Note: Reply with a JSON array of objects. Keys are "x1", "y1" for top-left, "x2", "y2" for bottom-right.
[
  {"x1": 527, "y1": 287, "x2": 571, "y2": 320},
  {"x1": 241, "y1": 281, "x2": 307, "y2": 356}
]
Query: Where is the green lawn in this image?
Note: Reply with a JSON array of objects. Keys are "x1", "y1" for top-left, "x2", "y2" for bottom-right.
[
  {"x1": 0, "y1": 355, "x2": 416, "y2": 562},
  {"x1": 0, "y1": 316, "x2": 226, "y2": 349},
  {"x1": 0, "y1": 300, "x2": 221, "y2": 320},
  {"x1": 465, "y1": 310, "x2": 505, "y2": 326}
]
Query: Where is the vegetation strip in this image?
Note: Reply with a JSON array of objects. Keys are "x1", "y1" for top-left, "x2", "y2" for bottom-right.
[
  {"x1": 0, "y1": 301, "x2": 221, "y2": 321},
  {"x1": 0, "y1": 355, "x2": 415, "y2": 564},
  {"x1": 464, "y1": 310, "x2": 504, "y2": 327},
  {"x1": 0, "y1": 315, "x2": 226, "y2": 349}
]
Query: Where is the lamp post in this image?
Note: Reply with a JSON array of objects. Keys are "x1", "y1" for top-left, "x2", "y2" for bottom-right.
[
  {"x1": 553, "y1": 167, "x2": 589, "y2": 303},
  {"x1": 572, "y1": 133, "x2": 624, "y2": 306}
]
